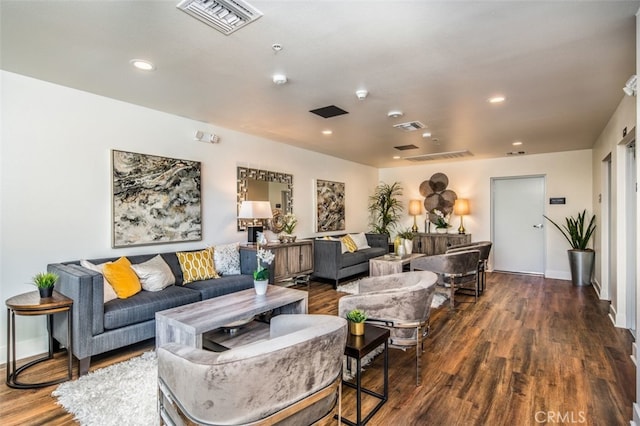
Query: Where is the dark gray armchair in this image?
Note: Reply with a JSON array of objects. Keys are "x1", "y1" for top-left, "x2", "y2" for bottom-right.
[
  {"x1": 410, "y1": 250, "x2": 480, "y2": 309},
  {"x1": 337, "y1": 271, "x2": 438, "y2": 386},
  {"x1": 447, "y1": 241, "x2": 492, "y2": 294}
]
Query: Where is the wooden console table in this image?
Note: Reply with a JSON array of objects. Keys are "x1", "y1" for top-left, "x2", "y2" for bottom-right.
[
  {"x1": 412, "y1": 233, "x2": 471, "y2": 255},
  {"x1": 240, "y1": 240, "x2": 313, "y2": 285}
]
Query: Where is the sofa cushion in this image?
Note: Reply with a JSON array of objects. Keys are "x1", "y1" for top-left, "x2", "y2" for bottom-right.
[
  {"x1": 184, "y1": 274, "x2": 254, "y2": 300},
  {"x1": 350, "y1": 232, "x2": 371, "y2": 250},
  {"x1": 214, "y1": 242, "x2": 241, "y2": 276},
  {"x1": 102, "y1": 257, "x2": 142, "y2": 299},
  {"x1": 131, "y1": 255, "x2": 175, "y2": 292},
  {"x1": 341, "y1": 247, "x2": 387, "y2": 268},
  {"x1": 177, "y1": 247, "x2": 219, "y2": 284},
  {"x1": 103, "y1": 285, "x2": 200, "y2": 330},
  {"x1": 340, "y1": 235, "x2": 358, "y2": 253},
  {"x1": 80, "y1": 259, "x2": 118, "y2": 303}
]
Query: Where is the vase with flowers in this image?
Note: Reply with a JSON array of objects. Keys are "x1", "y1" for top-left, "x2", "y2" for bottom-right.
[
  {"x1": 253, "y1": 245, "x2": 275, "y2": 295},
  {"x1": 431, "y1": 209, "x2": 451, "y2": 234},
  {"x1": 279, "y1": 213, "x2": 298, "y2": 243}
]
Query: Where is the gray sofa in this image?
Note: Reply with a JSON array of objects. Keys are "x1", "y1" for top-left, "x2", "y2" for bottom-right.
[
  {"x1": 312, "y1": 233, "x2": 388, "y2": 287},
  {"x1": 48, "y1": 249, "x2": 254, "y2": 375}
]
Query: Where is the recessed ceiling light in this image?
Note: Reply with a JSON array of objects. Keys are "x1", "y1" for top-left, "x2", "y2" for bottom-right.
[
  {"x1": 272, "y1": 74, "x2": 287, "y2": 85},
  {"x1": 393, "y1": 155, "x2": 401, "y2": 160},
  {"x1": 422, "y1": 132, "x2": 432, "y2": 138},
  {"x1": 512, "y1": 141, "x2": 523, "y2": 146},
  {"x1": 322, "y1": 130, "x2": 333, "y2": 135},
  {"x1": 130, "y1": 59, "x2": 155, "y2": 71},
  {"x1": 387, "y1": 110, "x2": 403, "y2": 118},
  {"x1": 488, "y1": 95, "x2": 506, "y2": 103}
]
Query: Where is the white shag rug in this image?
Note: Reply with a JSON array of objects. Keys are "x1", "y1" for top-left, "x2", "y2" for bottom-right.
[
  {"x1": 337, "y1": 281, "x2": 448, "y2": 308},
  {"x1": 52, "y1": 344, "x2": 383, "y2": 425},
  {"x1": 52, "y1": 351, "x2": 158, "y2": 426}
]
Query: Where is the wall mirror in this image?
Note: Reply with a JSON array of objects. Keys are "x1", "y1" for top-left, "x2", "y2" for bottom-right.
[{"x1": 237, "y1": 167, "x2": 293, "y2": 232}]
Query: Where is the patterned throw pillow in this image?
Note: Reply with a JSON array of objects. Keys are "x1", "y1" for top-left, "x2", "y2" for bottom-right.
[
  {"x1": 130, "y1": 255, "x2": 175, "y2": 291},
  {"x1": 341, "y1": 235, "x2": 358, "y2": 253},
  {"x1": 102, "y1": 257, "x2": 142, "y2": 299},
  {"x1": 176, "y1": 247, "x2": 219, "y2": 284},
  {"x1": 213, "y1": 243, "x2": 241, "y2": 276}
]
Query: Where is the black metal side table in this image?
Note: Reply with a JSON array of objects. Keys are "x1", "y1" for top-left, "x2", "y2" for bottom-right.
[
  {"x1": 336, "y1": 323, "x2": 390, "y2": 426},
  {"x1": 6, "y1": 290, "x2": 73, "y2": 388}
]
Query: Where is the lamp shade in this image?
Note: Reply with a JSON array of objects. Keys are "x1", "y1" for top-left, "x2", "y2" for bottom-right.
[
  {"x1": 453, "y1": 199, "x2": 470, "y2": 216},
  {"x1": 408, "y1": 199, "x2": 423, "y2": 216},
  {"x1": 238, "y1": 201, "x2": 273, "y2": 219}
]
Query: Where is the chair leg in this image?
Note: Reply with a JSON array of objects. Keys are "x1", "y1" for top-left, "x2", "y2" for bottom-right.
[{"x1": 415, "y1": 325, "x2": 422, "y2": 387}]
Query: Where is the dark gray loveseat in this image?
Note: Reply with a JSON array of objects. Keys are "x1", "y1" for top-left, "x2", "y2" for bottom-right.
[
  {"x1": 47, "y1": 249, "x2": 254, "y2": 375},
  {"x1": 312, "y1": 233, "x2": 388, "y2": 287}
]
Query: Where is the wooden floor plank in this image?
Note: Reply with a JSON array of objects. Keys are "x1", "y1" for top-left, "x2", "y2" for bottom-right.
[{"x1": 0, "y1": 272, "x2": 634, "y2": 425}]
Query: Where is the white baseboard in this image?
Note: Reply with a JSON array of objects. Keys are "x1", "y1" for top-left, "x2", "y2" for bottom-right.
[
  {"x1": 632, "y1": 342, "x2": 637, "y2": 367},
  {"x1": 633, "y1": 402, "x2": 640, "y2": 425},
  {"x1": 592, "y1": 277, "x2": 602, "y2": 298},
  {"x1": 609, "y1": 303, "x2": 618, "y2": 327},
  {"x1": 0, "y1": 335, "x2": 48, "y2": 365},
  {"x1": 544, "y1": 269, "x2": 571, "y2": 280}
]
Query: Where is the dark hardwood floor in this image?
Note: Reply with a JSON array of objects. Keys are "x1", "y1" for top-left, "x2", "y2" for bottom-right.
[{"x1": 0, "y1": 272, "x2": 635, "y2": 426}]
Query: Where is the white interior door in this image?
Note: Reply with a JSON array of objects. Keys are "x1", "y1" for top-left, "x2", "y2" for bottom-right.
[{"x1": 492, "y1": 176, "x2": 545, "y2": 274}]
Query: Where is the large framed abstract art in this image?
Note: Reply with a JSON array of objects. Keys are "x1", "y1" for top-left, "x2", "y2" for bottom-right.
[
  {"x1": 315, "y1": 179, "x2": 345, "y2": 232},
  {"x1": 112, "y1": 150, "x2": 202, "y2": 247}
]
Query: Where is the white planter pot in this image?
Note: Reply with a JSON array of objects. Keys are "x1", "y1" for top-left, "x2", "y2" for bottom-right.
[
  {"x1": 253, "y1": 279, "x2": 268, "y2": 295},
  {"x1": 436, "y1": 228, "x2": 447, "y2": 234},
  {"x1": 403, "y1": 239, "x2": 413, "y2": 255}
]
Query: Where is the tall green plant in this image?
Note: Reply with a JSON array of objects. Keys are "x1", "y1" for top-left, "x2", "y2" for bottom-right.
[
  {"x1": 543, "y1": 210, "x2": 596, "y2": 250},
  {"x1": 368, "y1": 181, "x2": 403, "y2": 235}
]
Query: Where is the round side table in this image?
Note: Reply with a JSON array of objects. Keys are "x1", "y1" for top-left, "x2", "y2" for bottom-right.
[{"x1": 6, "y1": 290, "x2": 73, "y2": 388}]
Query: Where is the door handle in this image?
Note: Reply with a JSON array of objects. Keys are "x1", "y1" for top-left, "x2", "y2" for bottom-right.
[{"x1": 533, "y1": 224, "x2": 543, "y2": 229}]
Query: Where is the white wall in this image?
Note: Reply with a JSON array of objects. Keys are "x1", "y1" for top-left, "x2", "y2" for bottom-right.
[
  {"x1": 379, "y1": 149, "x2": 593, "y2": 279},
  {"x1": 591, "y1": 94, "x2": 636, "y2": 326},
  {"x1": 0, "y1": 71, "x2": 378, "y2": 362}
]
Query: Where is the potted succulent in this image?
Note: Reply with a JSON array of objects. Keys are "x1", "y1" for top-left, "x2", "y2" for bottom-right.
[
  {"x1": 544, "y1": 209, "x2": 596, "y2": 286},
  {"x1": 33, "y1": 272, "x2": 59, "y2": 298},
  {"x1": 345, "y1": 309, "x2": 367, "y2": 336},
  {"x1": 368, "y1": 181, "x2": 403, "y2": 238}
]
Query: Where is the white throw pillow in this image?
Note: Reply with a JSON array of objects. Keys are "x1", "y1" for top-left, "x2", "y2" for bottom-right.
[
  {"x1": 130, "y1": 255, "x2": 175, "y2": 292},
  {"x1": 80, "y1": 259, "x2": 118, "y2": 303},
  {"x1": 350, "y1": 232, "x2": 371, "y2": 250},
  {"x1": 213, "y1": 242, "x2": 241, "y2": 275}
]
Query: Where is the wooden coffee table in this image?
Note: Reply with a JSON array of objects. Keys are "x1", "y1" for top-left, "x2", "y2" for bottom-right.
[
  {"x1": 155, "y1": 285, "x2": 307, "y2": 349},
  {"x1": 369, "y1": 253, "x2": 425, "y2": 276}
]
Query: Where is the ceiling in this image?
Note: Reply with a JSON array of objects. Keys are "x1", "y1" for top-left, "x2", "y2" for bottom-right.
[{"x1": 1, "y1": 1, "x2": 638, "y2": 168}]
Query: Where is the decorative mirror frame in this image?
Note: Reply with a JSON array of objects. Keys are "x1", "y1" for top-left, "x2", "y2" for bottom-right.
[{"x1": 237, "y1": 167, "x2": 293, "y2": 231}]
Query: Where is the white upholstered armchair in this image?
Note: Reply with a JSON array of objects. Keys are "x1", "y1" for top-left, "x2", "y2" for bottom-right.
[
  {"x1": 157, "y1": 314, "x2": 348, "y2": 425},
  {"x1": 337, "y1": 271, "x2": 438, "y2": 386}
]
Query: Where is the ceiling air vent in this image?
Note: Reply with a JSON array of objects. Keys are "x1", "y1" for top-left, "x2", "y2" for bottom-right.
[
  {"x1": 506, "y1": 151, "x2": 527, "y2": 156},
  {"x1": 404, "y1": 150, "x2": 473, "y2": 162},
  {"x1": 394, "y1": 144, "x2": 419, "y2": 151},
  {"x1": 176, "y1": 0, "x2": 263, "y2": 35},
  {"x1": 393, "y1": 121, "x2": 425, "y2": 132}
]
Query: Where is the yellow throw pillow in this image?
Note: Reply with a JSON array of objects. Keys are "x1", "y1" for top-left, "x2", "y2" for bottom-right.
[
  {"x1": 341, "y1": 235, "x2": 358, "y2": 253},
  {"x1": 176, "y1": 247, "x2": 219, "y2": 284},
  {"x1": 102, "y1": 257, "x2": 142, "y2": 299}
]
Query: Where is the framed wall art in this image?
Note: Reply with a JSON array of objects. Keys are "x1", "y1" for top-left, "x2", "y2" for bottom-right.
[
  {"x1": 315, "y1": 179, "x2": 345, "y2": 232},
  {"x1": 112, "y1": 150, "x2": 202, "y2": 247}
]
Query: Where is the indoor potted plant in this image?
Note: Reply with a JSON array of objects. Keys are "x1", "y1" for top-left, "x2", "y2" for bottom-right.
[
  {"x1": 544, "y1": 209, "x2": 596, "y2": 286},
  {"x1": 279, "y1": 212, "x2": 298, "y2": 243},
  {"x1": 253, "y1": 246, "x2": 275, "y2": 295},
  {"x1": 368, "y1": 181, "x2": 403, "y2": 238},
  {"x1": 397, "y1": 229, "x2": 415, "y2": 255},
  {"x1": 33, "y1": 271, "x2": 59, "y2": 298},
  {"x1": 345, "y1": 309, "x2": 367, "y2": 336},
  {"x1": 431, "y1": 209, "x2": 451, "y2": 233}
]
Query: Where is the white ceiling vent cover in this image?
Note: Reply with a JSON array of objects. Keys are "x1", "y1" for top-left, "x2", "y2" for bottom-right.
[
  {"x1": 404, "y1": 150, "x2": 473, "y2": 162},
  {"x1": 393, "y1": 121, "x2": 425, "y2": 132},
  {"x1": 177, "y1": 0, "x2": 263, "y2": 35}
]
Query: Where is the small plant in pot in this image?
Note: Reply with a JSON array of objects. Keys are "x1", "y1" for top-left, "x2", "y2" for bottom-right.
[
  {"x1": 396, "y1": 229, "x2": 415, "y2": 256},
  {"x1": 33, "y1": 272, "x2": 59, "y2": 298},
  {"x1": 346, "y1": 309, "x2": 367, "y2": 336},
  {"x1": 544, "y1": 209, "x2": 596, "y2": 286}
]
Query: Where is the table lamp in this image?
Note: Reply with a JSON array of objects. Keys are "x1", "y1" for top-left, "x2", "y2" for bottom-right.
[
  {"x1": 453, "y1": 199, "x2": 470, "y2": 234},
  {"x1": 408, "y1": 199, "x2": 423, "y2": 233},
  {"x1": 238, "y1": 201, "x2": 273, "y2": 243}
]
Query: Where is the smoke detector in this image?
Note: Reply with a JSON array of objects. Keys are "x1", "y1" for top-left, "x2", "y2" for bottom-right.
[
  {"x1": 356, "y1": 90, "x2": 368, "y2": 100},
  {"x1": 272, "y1": 74, "x2": 287, "y2": 85},
  {"x1": 387, "y1": 110, "x2": 403, "y2": 118}
]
